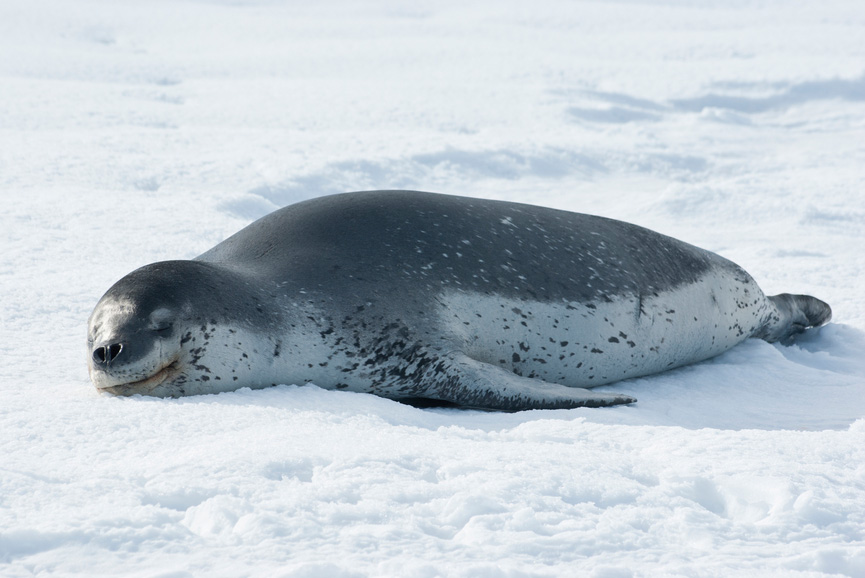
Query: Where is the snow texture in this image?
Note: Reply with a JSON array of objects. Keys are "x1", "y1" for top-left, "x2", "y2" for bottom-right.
[{"x1": 2, "y1": 0, "x2": 865, "y2": 576}]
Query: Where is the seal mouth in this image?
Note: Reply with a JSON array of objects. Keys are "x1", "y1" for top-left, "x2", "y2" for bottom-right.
[{"x1": 97, "y1": 361, "x2": 180, "y2": 395}]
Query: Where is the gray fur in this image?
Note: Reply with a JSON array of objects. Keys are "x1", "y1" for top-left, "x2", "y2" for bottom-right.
[{"x1": 87, "y1": 190, "x2": 831, "y2": 410}]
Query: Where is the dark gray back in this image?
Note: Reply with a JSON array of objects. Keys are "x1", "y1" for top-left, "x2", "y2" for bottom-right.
[{"x1": 197, "y1": 190, "x2": 726, "y2": 304}]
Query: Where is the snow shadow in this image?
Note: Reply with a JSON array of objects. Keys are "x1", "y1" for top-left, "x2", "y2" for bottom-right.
[
  {"x1": 567, "y1": 106, "x2": 662, "y2": 123},
  {"x1": 220, "y1": 145, "x2": 716, "y2": 220},
  {"x1": 563, "y1": 74, "x2": 865, "y2": 124},
  {"x1": 671, "y1": 75, "x2": 865, "y2": 113},
  {"x1": 563, "y1": 88, "x2": 670, "y2": 124},
  {"x1": 218, "y1": 147, "x2": 607, "y2": 219}
]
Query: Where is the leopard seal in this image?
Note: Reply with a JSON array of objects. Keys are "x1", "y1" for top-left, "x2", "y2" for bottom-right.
[{"x1": 87, "y1": 190, "x2": 831, "y2": 410}]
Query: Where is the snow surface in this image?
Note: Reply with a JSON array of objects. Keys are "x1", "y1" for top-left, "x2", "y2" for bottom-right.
[{"x1": 2, "y1": 0, "x2": 865, "y2": 576}]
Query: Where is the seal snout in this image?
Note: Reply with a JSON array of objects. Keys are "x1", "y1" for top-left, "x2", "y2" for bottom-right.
[{"x1": 92, "y1": 342, "x2": 124, "y2": 366}]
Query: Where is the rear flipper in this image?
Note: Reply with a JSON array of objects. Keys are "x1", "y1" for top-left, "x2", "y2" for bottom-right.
[
  {"x1": 757, "y1": 293, "x2": 832, "y2": 344},
  {"x1": 409, "y1": 353, "x2": 636, "y2": 411}
]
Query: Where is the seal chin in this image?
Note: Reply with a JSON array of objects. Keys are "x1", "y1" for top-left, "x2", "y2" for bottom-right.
[{"x1": 95, "y1": 362, "x2": 180, "y2": 396}]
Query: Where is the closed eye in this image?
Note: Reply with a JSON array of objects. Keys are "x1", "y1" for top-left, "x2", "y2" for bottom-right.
[{"x1": 150, "y1": 308, "x2": 174, "y2": 333}]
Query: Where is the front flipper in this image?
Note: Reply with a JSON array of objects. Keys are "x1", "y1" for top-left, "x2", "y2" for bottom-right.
[{"x1": 415, "y1": 353, "x2": 636, "y2": 411}]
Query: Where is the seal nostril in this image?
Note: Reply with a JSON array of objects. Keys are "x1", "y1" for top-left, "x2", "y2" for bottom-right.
[
  {"x1": 107, "y1": 343, "x2": 122, "y2": 362},
  {"x1": 93, "y1": 343, "x2": 123, "y2": 365}
]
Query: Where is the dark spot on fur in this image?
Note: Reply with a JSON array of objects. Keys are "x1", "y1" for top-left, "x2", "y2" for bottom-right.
[{"x1": 512, "y1": 352, "x2": 521, "y2": 363}]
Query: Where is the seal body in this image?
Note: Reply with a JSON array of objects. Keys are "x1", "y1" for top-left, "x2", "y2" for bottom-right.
[{"x1": 87, "y1": 191, "x2": 831, "y2": 410}]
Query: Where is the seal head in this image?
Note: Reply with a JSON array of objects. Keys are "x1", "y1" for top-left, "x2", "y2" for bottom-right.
[{"x1": 88, "y1": 260, "x2": 287, "y2": 397}]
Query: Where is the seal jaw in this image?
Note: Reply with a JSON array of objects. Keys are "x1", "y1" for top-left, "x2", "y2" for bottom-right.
[{"x1": 91, "y1": 360, "x2": 180, "y2": 396}]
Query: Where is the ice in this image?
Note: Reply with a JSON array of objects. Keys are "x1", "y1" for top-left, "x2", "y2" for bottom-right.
[{"x1": 2, "y1": 0, "x2": 864, "y2": 576}]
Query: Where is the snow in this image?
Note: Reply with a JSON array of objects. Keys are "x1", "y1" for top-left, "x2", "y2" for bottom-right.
[{"x1": 2, "y1": 0, "x2": 865, "y2": 575}]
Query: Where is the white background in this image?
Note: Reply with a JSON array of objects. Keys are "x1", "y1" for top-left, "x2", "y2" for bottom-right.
[{"x1": 1, "y1": 1, "x2": 864, "y2": 576}]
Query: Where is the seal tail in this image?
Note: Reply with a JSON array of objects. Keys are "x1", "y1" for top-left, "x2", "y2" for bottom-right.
[{"x1": 756, "y1": 293, "x2": 832, "y2": 343}]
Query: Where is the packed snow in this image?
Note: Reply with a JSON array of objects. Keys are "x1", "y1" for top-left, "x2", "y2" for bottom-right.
[{"x1": 2, "y1": 0, "x2": 865, "y2": 576}]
